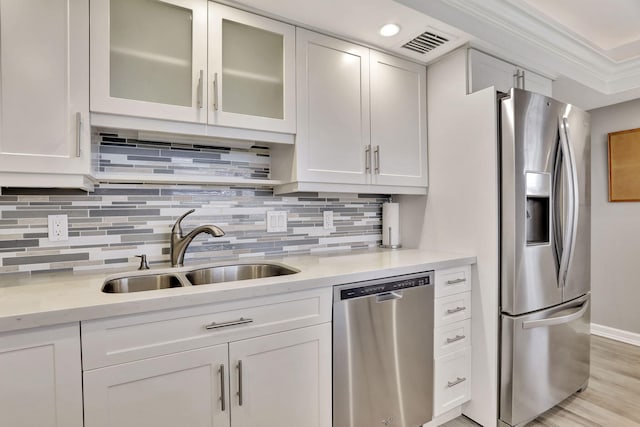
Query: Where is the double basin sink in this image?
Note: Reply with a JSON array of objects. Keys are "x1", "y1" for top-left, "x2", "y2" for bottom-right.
[{"x1": 102, "y1": 262, "x2": 300, "y2": 293}]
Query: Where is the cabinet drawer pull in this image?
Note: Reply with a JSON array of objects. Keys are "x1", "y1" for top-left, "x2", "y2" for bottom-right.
[
  {"x1": 374, "y1": 145, "x2": 380, "y2": 174},
  {"x1": 219, "y1": 364, "x2": 226, "y2": 411},
  {"x1": 237, "y1": 360, "x2": 244, "y2": 406},
  {"x1": 197, "y1": 69, "x2": 204, "y2": 109},
  {"x1": 447, "y1": 377, "x2": 467, "y2": 388},
  {"x1": 446, "y1": 306, "x2": 466, "y2": 315},
  {"x1": 205, "y1": 317, "x2": 253, "y2": 330},
  {"x1": 213, "y1": 72, "x2": 219, "y2": 111},
  {"x1": 75, "y1": 112, "x2": 82, "y2": 157},
  {"x1": 446, "y1": 278, "x2": 466, "y2": 285},
  {"x1": 446, "y1": 334, "x2": 466, "y2": 344}
]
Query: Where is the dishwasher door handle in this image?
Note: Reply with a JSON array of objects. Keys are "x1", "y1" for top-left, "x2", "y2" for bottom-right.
[{"x1": 376, "y1": 291, "x2": 403, "y2": 302}]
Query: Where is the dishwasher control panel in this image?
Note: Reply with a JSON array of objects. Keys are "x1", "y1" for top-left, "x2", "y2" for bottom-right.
[{"x1": 338, "y1": 271, "x2": 433, "y2": 300}]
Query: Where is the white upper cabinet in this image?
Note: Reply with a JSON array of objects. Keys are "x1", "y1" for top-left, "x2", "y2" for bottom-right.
[
  {"x1": 90, "y1": 0, "x2": 295, "y2": 135},
  {"x1": 273, "y1": 29, "x2": 427, "y2": 194},
  {"x1": 208, "y1": 3, "x2": 295, "y2": 133},
  {"x1": 294, "y1": 29, "x2": 370, "y2": 185},
  {"x1": 0, "y1": 0, "x2": 91, "y2": 188},
  {"x1": 370, "y1": 51, "x2": 428, "y2": 187},
  {"x1": 90, "y1": 0, "x2": 208, "y2": 123},
  {"x1": 468, "y1": 48, "x2": 552, "y2": 97}
]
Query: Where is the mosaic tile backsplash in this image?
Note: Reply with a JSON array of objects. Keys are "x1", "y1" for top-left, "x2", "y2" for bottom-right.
[{"x1": 0, "y1": 136, "x2": 388, "y2": 275}]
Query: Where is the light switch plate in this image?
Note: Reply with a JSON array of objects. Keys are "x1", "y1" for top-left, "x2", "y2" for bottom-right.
[
  {"x1": 266, "y1": 211, "x2": 287, "y2": 232},
  {"x1": 323, "y1": 210, "x2": 334, "y2": 229},
  {"x1": 48, "y1": 214, "x2": 69, "y2": 242}
]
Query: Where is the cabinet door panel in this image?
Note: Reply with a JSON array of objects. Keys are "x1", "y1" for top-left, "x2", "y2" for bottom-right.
[
  {"x1": 0, "y1": 0, "x2": 89, "y2": 174},
  {"x1": 90, "y1": 0, "x2": 207, "y2": 123},
  {"x1": 468, "y1": 48, "x2": 516, "y2": 94},
  {"x1": 296, "y1": 29, "x2": 370, "y2": 184},
  {"x1": 84, "y1": 344, "x2": 229, "y2": 427},
  {"x1": 370, "y1": 51, "x2": 427, "y2": 187},
  {"x1": 229, "y1": 323, "x2": 332, "y2": 427},
  {"x1": 208, "y1": 3, "x2": 295, "y2": 133},
  {"x1": 0, "y1": 324, "x2": 83, "y2": 427}
]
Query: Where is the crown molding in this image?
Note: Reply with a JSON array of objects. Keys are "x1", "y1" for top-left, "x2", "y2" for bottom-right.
[{"x1": 397, "y1": 0, "x2": 640, "y2": 95}]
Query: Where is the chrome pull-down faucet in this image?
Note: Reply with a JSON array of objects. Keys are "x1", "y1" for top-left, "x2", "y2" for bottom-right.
[{"x1": 170, "y1": 209, "x2": 225, "y2": 267}]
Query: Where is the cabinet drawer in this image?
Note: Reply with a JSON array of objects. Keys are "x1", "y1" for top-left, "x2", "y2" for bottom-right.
[
  {"x1": 434, "y1": 319, "x2": 471, "y2": 358},
  {"x1": 434, "y1": 347, "x2": 471, "y2": 416},
  {"x1": 82, "y1": 287, "x2": 331, "y2": 370},
  {"x1": 435, "y1": 265, "x2": 471, "y2": 298},
  {"x1": 434, "y1": 292, "x2": 471, "y2": 327}
]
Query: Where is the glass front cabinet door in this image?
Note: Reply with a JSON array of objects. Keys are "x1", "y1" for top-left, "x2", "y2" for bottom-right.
[
  {"x1": 208, "y1": 3, "x2": 295, "y2": 133},
  {"x1": 90, "y1": 0, "x2": 208, "y2": 123}
]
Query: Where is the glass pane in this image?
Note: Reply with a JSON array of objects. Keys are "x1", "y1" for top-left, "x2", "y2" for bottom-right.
[
  {"x1": 110, "y1": 0, "x2": 192, "y2": 107},
  {"x1": 222, "y1": 19, "x2": 284, "y2": 119}
]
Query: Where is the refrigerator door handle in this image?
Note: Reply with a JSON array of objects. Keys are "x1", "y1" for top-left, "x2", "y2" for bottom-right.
[
  {"x1": 522, "y1": 299, "x2": 589, "y2": 329},
  {"x1": 557, "y1": 116, "x2": 580, "y2": 287}
]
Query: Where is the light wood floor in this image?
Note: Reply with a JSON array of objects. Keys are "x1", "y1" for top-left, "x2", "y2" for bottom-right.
[{"x1": 443, "y1": 335, "x2": 640, "y2": 426}]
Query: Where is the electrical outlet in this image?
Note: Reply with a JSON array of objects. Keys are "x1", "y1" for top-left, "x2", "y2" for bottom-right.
[
  {"x1": 266, "y1": 211, "x2": 287, "y2": 232},
  {"x1": 323, "y1": 210, "x2": 334, "y2": 229},
  {"x1": 48, "y1": 214, "x2": 69, "y2": 242}
]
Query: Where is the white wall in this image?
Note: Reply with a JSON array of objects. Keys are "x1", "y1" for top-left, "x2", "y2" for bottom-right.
[
  {"x1": 589, "y1": 99, "x2": 640, "y2": 335},
  {"x1": 400, "y1": 48, "x2": 500, "y2": 427}
]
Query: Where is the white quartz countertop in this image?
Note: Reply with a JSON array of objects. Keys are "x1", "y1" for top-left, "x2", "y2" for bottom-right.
[{"x1": 0, "y1": 249, "x2": 475, "y2": 333}]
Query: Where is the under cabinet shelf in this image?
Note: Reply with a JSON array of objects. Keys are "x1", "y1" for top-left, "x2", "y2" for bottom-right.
[{"x1": 94, "y1": 172, "x2": 281, "y2": 187}]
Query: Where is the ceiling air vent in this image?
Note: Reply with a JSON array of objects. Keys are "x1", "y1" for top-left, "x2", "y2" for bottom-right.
[{"x1": 402, "y1": 30, "x2": 449, "y2": 54}]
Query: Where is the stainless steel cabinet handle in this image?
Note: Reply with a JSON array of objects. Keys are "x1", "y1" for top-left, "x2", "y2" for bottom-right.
[
  {"x1": 75, "y1": 112, "x2": 82, "y2": 157},
  {"x1": 520, "y1": 70, "x2": 526, "y2": 90},
  {"x1": 447, "y1": 377, "x2": 467, "y2": 388},
  {"x1": 446, "y1": 306, "x2": 466, "y2": 315},
  {"x1": 213, "y1": 72, "x2": 219, "y2": 111},
  {"x1": 446, "y1": 278, "x2": 466, "y2": 285},
  {"x1": 374, "y1": 145, "x2": 380, "y2": 174},
  {"x1": 219, "y1": 364, "x2": 226, "y2": 411},
  {"x1": 365, "y1": 146, "x2": 371, "y2": 173},
  {"x1": 197, "y1": 69, "x2": 204, "y2": 108},
  {"x1": 446, "y1": 334, "x2": 466, "y2": 344},
  {"x1": 237, "y1": 360, "x2": 243, "y2": 406},
  {"x1": 205, "y1": 317, "x2": 253, "y2": 330}
]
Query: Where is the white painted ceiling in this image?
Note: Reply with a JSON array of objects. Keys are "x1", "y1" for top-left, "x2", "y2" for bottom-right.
[
  {"x1": 521, "y1": 0, "x2": 640, "y2": 61},
  {"x1": 229, "y1": 0, "x2": 640, "y2": 110}
]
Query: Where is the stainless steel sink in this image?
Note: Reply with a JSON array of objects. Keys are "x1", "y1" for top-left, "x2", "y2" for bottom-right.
[
  {"x1": 102, "y1": 273, "x2": 185, "y2": 293},
  {"x1": 185, "y1": 263, "x2": 299, "y2": 286},
  {"x1": 101, "y1": 262, "x2": 299, "y2": 293}
]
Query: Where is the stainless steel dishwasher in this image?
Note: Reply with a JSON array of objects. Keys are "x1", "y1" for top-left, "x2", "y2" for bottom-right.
[{"x1": 333, "y1": 271, "x2": 434, "y2": 427}]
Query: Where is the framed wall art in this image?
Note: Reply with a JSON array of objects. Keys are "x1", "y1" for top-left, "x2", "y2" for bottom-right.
[{"x1": 608, "y1": 128, "x2": 640, "y2": 202}]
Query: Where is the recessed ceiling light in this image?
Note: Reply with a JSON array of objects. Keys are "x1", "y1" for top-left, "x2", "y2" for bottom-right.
[{"x1": 379, "y1": 23, "x2": 400, "y2": 37}]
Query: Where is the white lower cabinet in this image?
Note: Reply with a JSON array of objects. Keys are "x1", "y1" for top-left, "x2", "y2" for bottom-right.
[
  {"x1": 84, "y1": 344, "x2": 230, "y2": 427},
  {"x1": 82, "y1": 288, "x2": 332, "y2": 427},
  {"x1": 433, "y1": 266, "x2": 472, "y2": 418},
  {"x1": 0, "y1": 323, "x2": 83, "y2": 427},
  {"x1": 229, "y1": 324, "x2": 332, "y2": 427}
]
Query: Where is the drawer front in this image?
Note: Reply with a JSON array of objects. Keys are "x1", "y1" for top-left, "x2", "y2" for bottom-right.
[
  {"x1": 434, "y1": 319, "x2": 471, "y2": 358},
  {"x1": 435, "y1": 265, "x2": 471, "y2": 298},
  {"x1": 82, "y1": 287, "x2": 331, "y2": 370},
  {"x1": 434, "y1": 347, "x2": 471, "y2": 416},
  {"x1": 434, "y1": 292, "x2": 471, "y2": 327}
]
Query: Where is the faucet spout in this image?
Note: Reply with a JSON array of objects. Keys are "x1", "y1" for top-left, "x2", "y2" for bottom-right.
[{"x1": 170, "y1": 210, "x2": 225, "y2": 267}]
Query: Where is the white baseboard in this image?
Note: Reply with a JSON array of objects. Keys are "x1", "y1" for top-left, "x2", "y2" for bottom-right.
[{"x1": 591, "y1": 323, "x2": 640, "y2": 347}]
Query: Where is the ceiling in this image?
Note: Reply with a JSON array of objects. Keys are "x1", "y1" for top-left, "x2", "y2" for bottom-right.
[{"x1": 230, "y1": 0, "x2": 640, "y2": 110}]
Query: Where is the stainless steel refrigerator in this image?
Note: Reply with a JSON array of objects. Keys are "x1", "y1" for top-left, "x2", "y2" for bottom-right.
[{"x1": 498, "y1": 89, "x2": 591, "y2": 427}]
